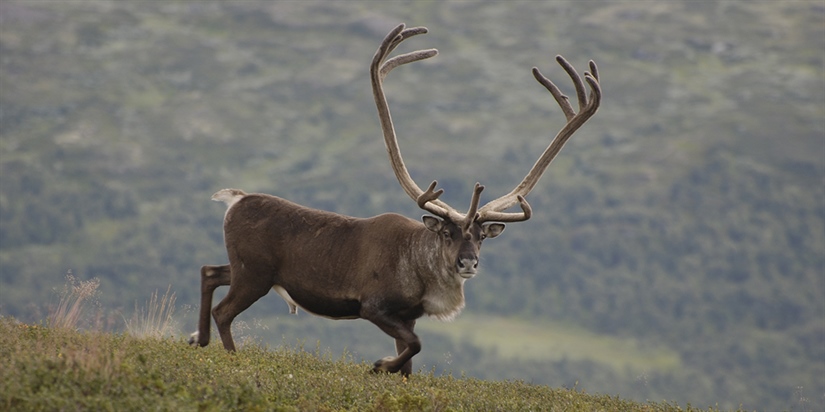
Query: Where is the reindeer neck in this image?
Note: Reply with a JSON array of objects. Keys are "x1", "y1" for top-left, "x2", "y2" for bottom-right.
[{"x1": 407, "y1": 227, "x2": 466, "y2": 321}]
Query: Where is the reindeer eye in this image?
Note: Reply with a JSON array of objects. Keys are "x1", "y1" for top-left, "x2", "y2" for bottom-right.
[{"x1": 442, "y1": 230, "x2": 451, "y2": 238}]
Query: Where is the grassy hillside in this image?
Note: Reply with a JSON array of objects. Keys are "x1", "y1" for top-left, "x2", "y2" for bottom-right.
[
  {"x1": 0, "y1": 316, "x2": 730, "y2": 412},
  {"x1": 0, "y1": 1, "x2": 822, "y2": 410}
]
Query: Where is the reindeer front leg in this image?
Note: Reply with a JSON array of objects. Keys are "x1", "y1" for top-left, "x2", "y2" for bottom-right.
[
  {"x1": 364, "y1": 310, "x2": 421, "y2": 375},
  {"x1": 393, "y1": 319, "x2": 417, "y2": 375}
]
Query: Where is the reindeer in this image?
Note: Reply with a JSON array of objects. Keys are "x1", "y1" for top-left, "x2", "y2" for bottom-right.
[{"x1": 189, "y1": 24, "x2": 601, "y2": 375}]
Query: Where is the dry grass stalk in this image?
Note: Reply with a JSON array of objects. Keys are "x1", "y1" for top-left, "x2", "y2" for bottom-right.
[
  {"x1": 48, "y1": 271, "x2": 100, "y2": 330},
  {"x1": 125, "y1": 285, "x2": 177, "y2": 339}
]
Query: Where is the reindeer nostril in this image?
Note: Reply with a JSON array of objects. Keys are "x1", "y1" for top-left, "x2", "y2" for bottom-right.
[{"x1": 457, "y1": 257, "x2": 478, "y2": 272}]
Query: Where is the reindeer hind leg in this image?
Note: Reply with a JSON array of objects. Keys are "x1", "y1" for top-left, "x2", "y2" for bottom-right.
[
  {"x1": 190, "y1": 264, "x2": 232, "y2": 347},
  {"x1": 211, "y1": 263, "x2": 273, "y2": 352}
]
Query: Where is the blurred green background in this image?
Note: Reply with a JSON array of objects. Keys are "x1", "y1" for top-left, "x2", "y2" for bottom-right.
[{"x1": 1, "y1": 1, "x2": 822, "y2": 410}]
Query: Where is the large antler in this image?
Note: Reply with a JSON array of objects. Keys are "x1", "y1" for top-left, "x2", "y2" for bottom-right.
[
  {"x1": 476, "y1": 55, "x2": 602, "y2": 223},
  {"x1": 372, "y1": 24, "x2": 601, "y2": 227},
  {"x1": 372, "y1": 24, "x2": 477, "y2": 224}
]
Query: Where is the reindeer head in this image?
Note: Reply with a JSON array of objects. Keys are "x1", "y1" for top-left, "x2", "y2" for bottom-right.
[{"x1": 419, "y1": 183, "x2": 506, "y2": 278}]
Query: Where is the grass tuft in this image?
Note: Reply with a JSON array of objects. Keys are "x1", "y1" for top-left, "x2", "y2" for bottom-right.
[
  {"x1": 124, "y1": 285, "x2": 177, "y2": 339},
  {"x1": 47, "y1": 270, "x2": 100, "y2": 330}
]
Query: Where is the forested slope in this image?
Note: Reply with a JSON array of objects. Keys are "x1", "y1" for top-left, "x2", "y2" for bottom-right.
[{"x1": 1, "y1": 2, "x2": 822, "y2": 410}]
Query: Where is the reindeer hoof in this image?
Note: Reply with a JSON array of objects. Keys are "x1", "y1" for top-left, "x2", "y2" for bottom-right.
[
  {"x1": 188, "y1": 331, "x2": 209, "y2": 347},
  {"x1": 372, "y1": 356, "x2": 396, "y2": 373},
  {"x1": 188, "y1": 331, "x2": 199, "y2": 346}
]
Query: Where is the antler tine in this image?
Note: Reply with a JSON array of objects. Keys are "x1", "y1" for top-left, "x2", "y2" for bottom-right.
[
  {"x1": 416, "y1": 180, "x2": 444, "y2": 209},
  {"x1": 375, "y1": 26, "x2": 437, "y2": 80},
  {"x1": 380, "y1": 49, "x2": 438, "y2": 79},
  {"x1": 589, "y1": 60, "x2": 599, "y2": 81},
  {"x1": 477, "y1": 55, "x2": 602, "y2": 223},
  {"x1": 532, "y1": 66, "x2": 576, "y2": 121},
  {"x1": 415, "y1": 180, "x2": 460, "y2": 219},
  {"x1": 556, "y1": 56, "x2": 588, "y2": 113},
  {"x1": 371, "y1": 24, "x2": 465, "y2": 223},
  {"x1": 386, "y1": 26, "x2": 427, "y2": 55},
  {"x1": 477, "y1": 195, "x2": 533, "y2": 223},
  {"x1": 375, "y1": 24, "x2": 406, "y2": 62},
  {"x1": 461, "y1": 183, "x2": 484, "y2": 234}
]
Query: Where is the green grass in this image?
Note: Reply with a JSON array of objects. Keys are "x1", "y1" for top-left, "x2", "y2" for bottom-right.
[
  {"x1": 0, "y1": 317, "x2": 728, "y2": 412},
  {"x1": 416, "y1": 315, "x2": 681, "y2": 372}
]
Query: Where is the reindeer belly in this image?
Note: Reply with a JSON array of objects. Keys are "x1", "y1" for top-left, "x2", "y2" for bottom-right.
[{"x1": 273, "y1": 284, "x2": 361, "y2": 320}]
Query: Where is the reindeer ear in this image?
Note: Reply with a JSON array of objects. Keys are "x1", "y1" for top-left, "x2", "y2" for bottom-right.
[
  {"x1": 422, "y1": 215, "x2": 444, "y2": 232},
  {"x1": 482, "y1": 223, "x2": 505, "y2": 239}
]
